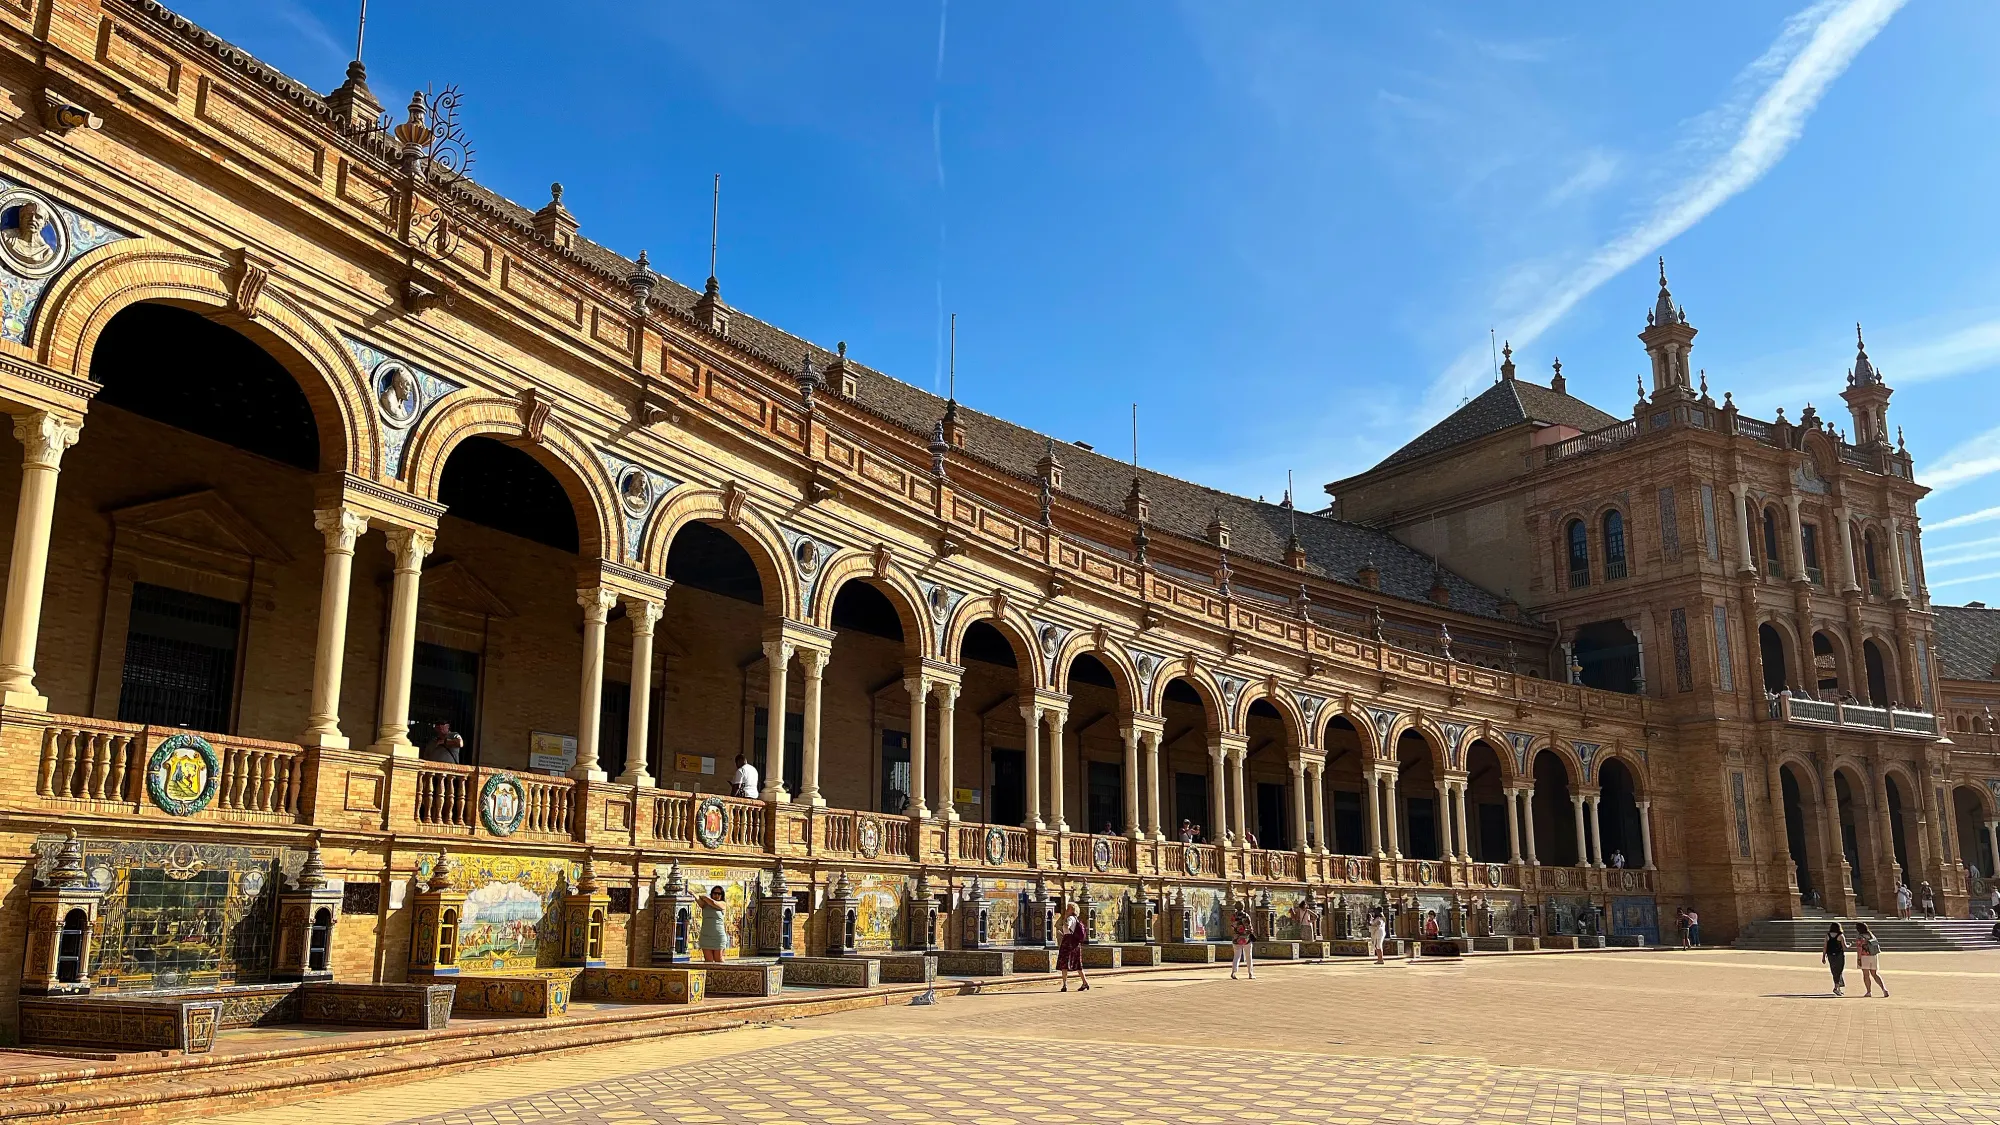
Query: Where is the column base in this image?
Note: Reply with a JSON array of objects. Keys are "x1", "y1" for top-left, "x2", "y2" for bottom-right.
[
  {"x1": 761, "y1": 787, "x2": 793, "y2": 804},
  {"x1": 298, "y1": 727, "x2": 351, "y2": 751},
  {"x1": 0, "y1": 688, "x2": 47, "y2": 711},
  {"x1": 614, "y1": 770, "x2": 656, "y2": 789},
  {"x1": 908, "y1": 805, "x2": 931, "y2": 820},
  {"x1": 570, "y1": 765, "x2": 608, "y2": 783},
  {"x1": 802, "y1": 791, "x2": 827, "y2": 808},
  {"x1": 374, "y1": 737, "x2": 419, "y2": 760}
]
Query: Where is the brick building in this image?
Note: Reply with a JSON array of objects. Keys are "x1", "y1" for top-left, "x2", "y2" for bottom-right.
[{"x1": 0, "y1": 0, "x2": 1989, "y2": 1040}]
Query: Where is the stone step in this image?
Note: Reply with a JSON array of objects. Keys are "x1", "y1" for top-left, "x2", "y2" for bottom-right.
[{"x1": 1735, "y1": 917, "x2": 2000, "y2": 953}]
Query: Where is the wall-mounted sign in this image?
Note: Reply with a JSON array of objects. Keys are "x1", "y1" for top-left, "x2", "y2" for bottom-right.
[{"x1": 529, "y1": 731, "x2": 577, "y2": 775}]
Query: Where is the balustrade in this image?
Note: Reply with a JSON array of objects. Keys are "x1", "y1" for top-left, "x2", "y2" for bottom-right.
[
  {"x1": 35, "y1": 718, "x2": 305, "y2": 819},
  {"x1": 414, "y1": 765, "x2": 474, "y2": 830},
  {"x1": 38, "y1": 719, "x2": 142, "y2": 802}
]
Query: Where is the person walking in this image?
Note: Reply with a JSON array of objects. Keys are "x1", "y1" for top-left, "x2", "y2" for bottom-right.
[
  {"x1": 1895, "y1": 882, "x2": 1912, "y2": 919},
  {"x1": 1920, "y1": 881, "x2": 1936, "y2": 919},
  {"x1": 1368, "y1": 907, "x2": 1389, "y2": 965},
  {"x1": 1675, "y1": 907, "x2": 1691, "y2": 949},
  {"x1": 1820, "y1": 923, "x2": 1848, "y2": 996},
  {"x1": 1230, "y1": 905, "x2": 1255, "y2": 979},
  {"x1": 696, "y1": 885, "x2": 729, "y2": 964},
  {"x1": 1685, "y1": 908, "x2": 1701, "y2": 947},
  {"x1": 1854, "y1": 921, "x2": 1889, "y2": 997},
  {"x1": 1056, "y1": 901, "x2": 1090, "y2": 992}
]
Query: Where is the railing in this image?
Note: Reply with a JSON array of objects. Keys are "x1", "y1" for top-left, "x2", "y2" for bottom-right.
[
  {"x1": 414, "y1": 764, "x2": 475, "y2": 829},
  {"x1": 1605, "y1": 557, "x2": 1628, "y2": 581},
  {"x1": 1770, "y1": 696, "x2": 1939, "y2": 738},
  {"x1": 518, "y1": 773, "x2": 576, "y2": 835},
  {"x1": 1806, "y1": 565, "x2": 1824, "y2": 586},
  {"x1": 1167, "y1": 843, "x2": 1219, "y2": 877},
  {"x1": 884, "y1": 817, "x2": 912, "y2": 859},
  {"x1": 36, "y1": 718, "x2": 307, "y2": 818},
  {"x1": 654, "y1": 792, "x2": 692, "y2": 841},
  {"x1": 1545, "y1": 419, "x2": 1638, "y2": 463},
  {"x1": 822, "y1": 810, "x2": 856, "y2": 854}
]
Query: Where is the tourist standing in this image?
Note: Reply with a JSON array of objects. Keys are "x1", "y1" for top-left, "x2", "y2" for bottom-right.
[
  {"x1": 1056, "y1": 901, "x2": 1090, "y2": 992},
  {"x1": 1920, "y1": 881, "x2": 1936, "y2": 918},
  {"x1": 731, "y1": 753, "x2": 759, "y2": 799},
  {"x1": 1820, "y1": 923, "x2": 1848, "y2": 996},
  {"x1": 1895, "y1": 882, "x2": 1912, "y2": 918},
  {"x1": 1368, "y1": 907, "x2": 1389, "y2": 965},
  {"x1": 696, "y1": 885, "x2": 729, "y2": 963},
  {"x1": 1230, "y1": 905, "x2": 1255, "y2": 979},
  {"x1": 1686, "y1": 907, "x2": 1701, "y2": 947},
  {"x1": 1855, "y1": 922, "x2": 1889, "y2": 997}
]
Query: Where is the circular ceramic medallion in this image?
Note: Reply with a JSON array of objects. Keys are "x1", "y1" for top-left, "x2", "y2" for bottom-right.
[
  {"x1": 984, "y1": 826, "x2": 1007, "y2": 865},
  {"x1": 793, "y1": 536, "x2": 821, "y2": 576},
  {"x1": 373, "y1": 360, "x2": 420, "y2": 428},
  {"x1": 695, "y1": 795, "x2": 729, "y2": 848},
  {"x1": 1416, "y1": 861, "x2": 1434, "y2": 885},
  {"x1": 1552, "y1": 867, "x2": 1570, "y2": 889},
  {"x1": 1486, "y1": 863, "x2": 1503, "y2": 887},
  {"x1": 479, "y1": 773, "x2": 527, "y2": 836},
  {"x1": 239, "y1": 870, "x2": 265, "y2": 898},
  {"x1": 0, "y1": 189, "x2": 67, "y2": 279},
  {"x1": 1091, "y1": 838, "x2": 1112, "y2": 872},
  {"x1": 1620, "y1": 870, "x2": 1637, "y2": 890},
  {"x1": 1182, "y1": 845, "x2": 1202, "y2": 877},
  {"x1": 1039, "y1": 625, "x2": 1059, "y2": 660},
  {"x1": 857, "y1": 817, "x2": 883, "y2": 859},
  {"x1": 1344, "y1": 856, "x2": 1363, "y2": 882},
  {"x1": 928, "y1": 585, "x2": 950, "y2": 623},
  {"x1": 616, "y1": 466, "x2": 653, "y2": 518},
  {"x1": 146, "y1": 733, "x2": 220, "y2": 816}
]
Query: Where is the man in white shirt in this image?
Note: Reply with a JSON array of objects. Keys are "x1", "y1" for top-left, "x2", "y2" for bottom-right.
[{"x1": 732, "y1": 753, "x2": 759, "y2": 799}]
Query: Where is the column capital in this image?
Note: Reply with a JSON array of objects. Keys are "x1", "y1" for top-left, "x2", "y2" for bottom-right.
[
  {"x1": 384, "y1": 526, "x2": 435, "y2": 569},
  {"x1": 313, "y1": 507, "x2": 369, "y2": 553},
  {"x1": 12, "y1": 411, "x2": 80, "y2": 469},
  {"x1": 578, "y1": 586, "x2": 619, "y2": 623},
  {"x1": 624, "y1": 596, "x2": 663, "y2": 632},
  {"x1": 762, "y1": 636, "x2": 795, "y2": 667},
  {"x1": 931, "y1": 679, "x2": 960, "y2": 706},
  {"x1": 796, "y1": 645, "x2": 829, "y2": 676}
]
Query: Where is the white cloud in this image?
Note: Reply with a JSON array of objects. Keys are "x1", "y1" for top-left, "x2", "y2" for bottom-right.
[
  {"x1": 1924, "y1": 533, "x2": 2000, "y2": 562},
  {"x1": 1920, "y1": 423, "x2": 2000, "y2": 493},
  {"x1": 1422, "y1": 0, "x2": 1907, "y2": 416},
  {"x1": 1543, "y1": 148, "x2": 1621, "y2": 207},
  {"x1": 1927, "y1": 547, "x2": 2000, "y2": 571},
  {"x1": 1883, "y1": 316, "x2": 2000, "y2": 385},
  {"x1": 1928, "y1": 505, "x2": 2000, "y2": 533},
  {"x1": 1930, "y1": 568, "x2": 2000, "y2": 590}
]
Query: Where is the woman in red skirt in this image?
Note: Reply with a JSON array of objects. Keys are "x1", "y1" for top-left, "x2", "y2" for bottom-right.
[{"x1": 1057, "y1": 901, "x2": 1090, "y2": 992}]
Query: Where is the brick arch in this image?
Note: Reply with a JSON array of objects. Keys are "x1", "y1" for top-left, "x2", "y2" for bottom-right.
[
  {"x1": 1525, "y1": 737, "x2": 1585, "y2": 789},
  {"x1": 1329, "y1": 704, "x2": 1380, "y2": 759},
  {"x1": 400, "y1": 394, "x2": 618, "y2": 561},
  {"x1": 1461, "y1": 734, "x2": 1516, "y2": 786},
  {"x1": 1147, "y1": 657, "x2": 1225, "y2": 727},
  {"x1": 36, "y1": 237, "x2": 372, "y2": 475},
  {"x1": 1234, "y1": 682, "x2": 1308, "y2": 750},
  {"x1": 808, "y1": 555, "x2": 933, "y2": 657},
  {"x1": 1951, "y1": 779, "x2": 1996, "y2": 821},
  {"x1": 638, "y1": 484, "x2": 797, "y2": 618},
  {"x1": 1594, "y1": 747, "x2": 1650, "y2": 798},
  {"x1": 1050, "y1": 636, "x2": 1140, "y2": 712},
  {"x1": 940, "y1": 596, "x2": 1040, "y2": 688}
]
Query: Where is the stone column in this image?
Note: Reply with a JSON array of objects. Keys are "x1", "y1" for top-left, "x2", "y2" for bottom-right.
[
  {"x1": 1120, "y1": 724, "x2": 1142, "y2": 841},
  {"x1": 1454, "y1": 781, "x2": 1473, "y2": 862},
  {"x1": 0, "y1": 412, "x2": 80, "y2": 710},
  {"x1": 1834, "y1": 505, "x2": 1861, "y2": 593},
  {"x1": 1728, "y1": 483, "x2": 1756, "y2": 576},
  {"x1": 1231, "y1": 744, "x2": 1250, "y2": 850},
  {"x1": 1522, "y1": 788, "x2": 1540, "y2": 865},
  {"x1": 1637, "y1": 799, "x2": 1656, "y2": 869},
  {"x1": 1876, "y1": 771, "x2": 1902, "y2": 887},
  {"x1": 1047, "y1": 706, "x2": 1068, "y2": 832},
  {"x1": 796, "y1": 646, "x2": 829, "y2": 806},
  {"x1": 761, "y1": 638, "x2": 794, "y2": 802},
  {"x1": 1571, "y1": 795, "x2": 1589, "y2": 867},
  {"x1": 1384, "y1": 771, "x2": 1402, "y2": 859},
  {"x1": 616, "y1": 598, "x2": 662, "y2": 787},
  {"x1": 1785, "y1": 494, "x2": 1808, "y2": 580},
  {"x1": 1363, "y1": 767, "x2": 1383, "y2": 857},
  {"x1": 371, "y1": 527, "x2": 435, "y2": 758},
  {"x1": 1208, "y1": 736, "x2": 1230, "y2": 844},
  {"x1": 1885, "y1": 515, "x2": 1909, "y2": 600},
  {"x1": 1309, "y1": 761, "x2": 1329, "y2": 855},
  {"x1": 301, "y1": 507, "x2": 367, "y2": 748},
  {"x1": 572, "y1": 587, "x2": 617, "y2": 783},
  {"x1": 903, "y1": 673, "x2": 930, "y2": 820},
  {"x1": 1020, "y1": 700, "x2": 1045, "y2": 830},
  {"x1": 1503, "y1": 787, "x2": 1523, "y2": 863},
  {"x1": 1291, "y1": 757, "x2": 1310, "y2": 854},
  {"x1": 1820, "y1": 759, "x2": 1848, "y2": 897},
  {"x1": 1585, "y1": 793, "x2": 1605, "y2": 868},
  {"x1": 1144, "y1": 727, "x2": 1164, "y2": 842},
  {"x1": 934, "y1": 681, "x2": 959, "y2": 821},
  {"x1": 1987, "y1": 819, "x2": 1999, "y2": 882},
  {"x1": 1435, "y1": 780, "x2": 1454, "y2": 859}
]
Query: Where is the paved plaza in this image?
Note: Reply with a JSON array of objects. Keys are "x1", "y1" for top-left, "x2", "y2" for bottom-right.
[{"x1": 204, "y1": 950, "x2": 2000, "y2": 1125}]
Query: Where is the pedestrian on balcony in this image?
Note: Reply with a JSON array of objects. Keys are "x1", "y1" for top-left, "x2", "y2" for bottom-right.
[
  {"x1": 1855, "y1": 922, "x2": 1889, "y2": 997},
  {"x1": 732, "y1": 753, "x2": 759, "y2": 799},
  {"x1": 1895, "y1": 882, "x2": 1912, "y2": 918},
  {"x1": 696, "y1": 886, "x2": 729, "y2": 964},
  {"x1": 1192, "y1": 823, "x2": 1205, "y2": 845},
  {"x1": 1056, "y1": 901, "x2": 1089, "y2": 992},
  {"x1": 1821, "y1": 923, "x2": 1849, "y2": 996},
  {"x1": 1920, "y1": 881, "x2": 1936, "y2": 918},
  {"x1": 1179, "y1": 819, "x2": 1195, "y2": 844},
  {"x1": 1230, "y1": 905, "x2": 1255, "y2": 979},
  {"x1": 419, "y1": 720, "x2": 462, "y2": 765},
  {"x1": 1610, "y1": 849, "x2": 1626, "y2": 869}
]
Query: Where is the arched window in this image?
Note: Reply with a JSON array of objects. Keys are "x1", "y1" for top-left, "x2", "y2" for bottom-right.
[
  {"x1": 1801, "y1": 523, "x2": 1821, "y2": 584},
  {"x1": 1763, "y1": 508, "x2": 1783, "y2": 579},
  {"x1": 308, "y1": 907, "x2": 333, "y2": 972},
  {"x1": 1863, "y1": 531, "x2": 1881, "y2": 596},
  {"x1": 1602, "y1": 510, "x2": 1628, "y2": 580},
  {"x1": 56, "y1": 909, "x2": 88, "y2": 985},
  {"x1": 1567, "y1": 520, "x2": 1590, "y2": 588}
]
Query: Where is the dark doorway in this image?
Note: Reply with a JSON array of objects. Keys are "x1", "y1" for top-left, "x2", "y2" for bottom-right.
[
  {"x1": 990, "y1": 747, "x2": 1025, "y2": 826},
  {"x1": 117, "y1": 582, "x2": 241, "y2": 733},
  {"x1": 1780, "y1": 765, "x2": 1814, "y2": 899},
  {"x1": 1404, "y1": 796, "x2": 1438, "y2": 860},
  {"x1": 1596, "y1": 759, "x2": 1643, "y2": 864},
  {"x1": 880, "y1": 729, "x2": 910, "y2": 813},
  {"x1": 1174, "y1": 771, "x2": 1208, "y2": 838},
  {"x1": 1574, "y1": 620, "x2": 1641, "y2": 694},
  {"x1": 1760, "y1": 624, "x2": 1789, "y2": 694},
  {"x1": 1087, "y1": 761, "x2": 1122, "y2": 834},
  {"x1": 1333, "y1": 790, "x2": 1364, "y2": 856},
  {"x1": 1885, "y1": 775, "x2": 1912, "y2": 886},
  {"x1": 1256, "y1": 781, "x2": 1288, "y2": 850},
  {"x1": 599, "y1": 679, "x2": 631, "y2": 778},
  {"x1": 408, "y1": 641, "x2": 479, "y2": 756},
  {"x1": 1835, "y1": 772, "x2": 1865, "y2": 898},
  {"x1": 1532, "y1": 750, "x2": 1578, "y2": 866},
  {"x1": 1812, "y1": 632, "x2": 1839, "y2": 696},
  {"x1": 1864, "y1": 640, "x2": 1890, "y2": 706}
]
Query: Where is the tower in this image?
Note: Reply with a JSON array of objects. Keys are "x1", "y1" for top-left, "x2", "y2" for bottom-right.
[
  {"x1": 1841, "y1": 324, "x2": 1893, "y2": 447},
  {"x1": 1638, "y1": 258, "x2": 1697, "y2": 400}
]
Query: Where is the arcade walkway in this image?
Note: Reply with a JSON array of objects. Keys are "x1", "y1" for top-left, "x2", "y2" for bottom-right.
[{"x1": 207, "y1": 950, "x2": 2000, "y2": 1124}]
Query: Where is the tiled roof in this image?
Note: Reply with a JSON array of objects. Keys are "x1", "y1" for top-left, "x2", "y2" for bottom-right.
[
  {"x1": 1935, "y1": 604, "x2": 2000, "y2": 682},
  {"x1": 134, "y1": 5, "x2": 1524, "y2": 623},
  {"x1": 1370, "y1": 378, "x2": 1621, "y2": 471}
]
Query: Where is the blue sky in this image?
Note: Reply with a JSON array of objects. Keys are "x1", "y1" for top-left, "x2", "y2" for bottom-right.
[{"x1": 178, "y1": 0, "x2": 2000, "y2": 604}]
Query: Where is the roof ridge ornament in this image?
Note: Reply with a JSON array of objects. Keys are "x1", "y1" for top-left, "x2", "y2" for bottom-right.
[{"x1": 1550, "y1": 356, "x2": 1566, "y2": 395}]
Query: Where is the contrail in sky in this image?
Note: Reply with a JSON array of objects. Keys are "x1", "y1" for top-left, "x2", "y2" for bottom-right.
[
  {"x1": 933, "y1": 0, "x2": 950, "y2": 394},
  {"x1": 1424, "y1": 0, "x2": 1907, "y2": 416}
]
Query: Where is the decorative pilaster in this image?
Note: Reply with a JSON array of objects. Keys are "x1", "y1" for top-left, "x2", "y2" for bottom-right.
[
  {"x1": 617, "y1": 598, "x2": 663, "y2": 787},
  {"x1": 571, "y1": 588, "x2": 618, "y2": 782},
  {"x1": 0, "y1": 412, "x2": 81, "y2": 710},
  {"x1": 796, "y1": 646, "x2": 829, "y2": 806},
  {"x1": 761, "y1": 638, "x2": 795, "y2": 803},
  {"x1": 371, "y1": 527, "x2": 435, "y2": 757},
  {"x1": 301, "y1": 508, "x2": 368, "y2": 748}
]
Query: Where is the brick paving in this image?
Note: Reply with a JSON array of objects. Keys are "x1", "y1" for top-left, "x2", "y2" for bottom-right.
[{"x1": 204, "y1": 950, "x2": 2000, "y2": 1124}]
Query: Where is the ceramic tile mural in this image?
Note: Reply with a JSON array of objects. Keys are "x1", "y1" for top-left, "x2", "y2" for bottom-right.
[
  {"x1": 1181, "y1": 886, "x2": 1228, "y2": 941},
  {"x1": 42, "y1": 836, "x2": 290, "y2": 992},
  {"x1": 0, "y1": 180, "x2": 128, "y2": 343},
  {"x1": 684, "y1": 865, "x2": 770, "y2": 956},
  {"x1": 1267, "y1": 890, "x2": 1304, "y2": 938},
  {"x1": 850, "y1": 872, "x2": 906, "y2": 951},
  {"x1": 417, "y1": 855, "x2": 580, "y2": 971}
]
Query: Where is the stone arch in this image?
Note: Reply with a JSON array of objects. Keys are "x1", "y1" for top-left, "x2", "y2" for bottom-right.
[
  {"x1": 37, "y1": 238, "x2": 372, "y2": 474},
  {"x1": 1759, "y1": 616, "x2": 1802, "y2": 693},
  {"x1": 941, "y1": 596, "x2": 1041, "y2": 686},
  {"x1": 1233, "y1": 682, "x2": 1308, "y2": 747},
  {"x1": 1334, "y1": 704, "x2": 1381, "y2": 759},
  {"x1": 401, "y1": 394, "x2": 618, "y2": 560},
  {"x1": 640, "y1": 483, "x2": 797, "y2": 616},
  {"x1": 1524, "y1": 737, "x2": 1584, "y2": 789},
  {"x1": 1594, "y1": 747, "x2": 1649, "y2": 797},
  {"x1": 1379, "y1": 714, "x2": 1449, "y2": 773},
  {"x1": 1810, "y1": 626, "x2": 1851, "y2": 697},
  {"x1": 1051, "y1": 635, "x2": 1140, "y2": 710},
  {"x1": 1144, "y1": 655, "x2": 1226, "y2": 723},
  {"x1": 1954, "y1": 778, "x2": 1998, "y2": 821},
  {"x1": 808, "y1": 556, "x2": 933, "y2": 657}
]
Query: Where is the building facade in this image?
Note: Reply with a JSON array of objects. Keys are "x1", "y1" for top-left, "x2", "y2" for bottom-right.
[{"x1": 0, "y1": 0, "x2": 1988, "y2": 1037}]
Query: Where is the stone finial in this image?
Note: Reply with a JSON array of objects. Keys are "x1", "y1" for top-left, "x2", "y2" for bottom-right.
[
  {"x1": 326, "y1": 59, "x2": 383, "y2": 130},
  {"x1": 1216, "y1": 549, "x2": 1235, "y2": 598},
  {"x1": 429, "y1": 849, "x2": 457, "y2": 892},
  {"x1": 1370, "y1": 605, "x2": 1385, "y2": 642},
  {"x1": 929, "y1": 420, "x2": 949, "y2": 479},
  {"x1": 826, "y1": 341, "x2": 857, "y2": 398},
  {"x1": 1132, "y1": 522, "x2": 1150, "y2": 568},
  {"x1": 1852, "y1": 323, "x2": 1881, "y2": 386},
  {"x1": 661, "y1": 859, "x2": 686, "y2": 897},
  {"x1": 966, "y1": 876, "x2": 984, "y2": 902},
  {"x1": 47, "y1": 830, "x2": 88, "y2": 890},
  {"x1": 575, "y1": 849, "x2": 600, "y2": 895},
  {"x1": 1498, "y1": 340, "x2": 1515, "y2": 382},
  {"x1": 693, "y1": 274, "x2": 731, "y2": 336},
  {"x1": 796, "y1": 349, "x2": 822, "y2": 412},
  {"x1": 1036, "y1": 435, "x2": 1065, "y2": 492},
  {"x1": 532, "y1": 182, "x2": 579, "y2": 249},
  {"x1": 830, "y1": 870, "x2": 854, "y2": 900},
  {"x1": 294, "y1": 833, "x2": 329, "y2": 891},
  {"x1": 1034, "y1": 870, "x2": 1049, "y2": 902},
  {"x1": 1550, "y1": 356, "x2": 1566, "y2": 395},
  {"x1": 768, "y1": 857, "x2": 789, "y2": 897},
  {"x1": 1124, "y1": 475, "x2": 1150, "y2": 524},
  {"x1": 627, "y1": 249, "x2": 658, "y2": 312},
  {"x1": 1207, "y1": 507, "x2": 1231, "y2": 550},
  {"x1": 914, "y1": 869, "x2": 932, "y2": 899},
  {"x1": 1438, "y1": 622, "x2": 1454, "y2": 662}
]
